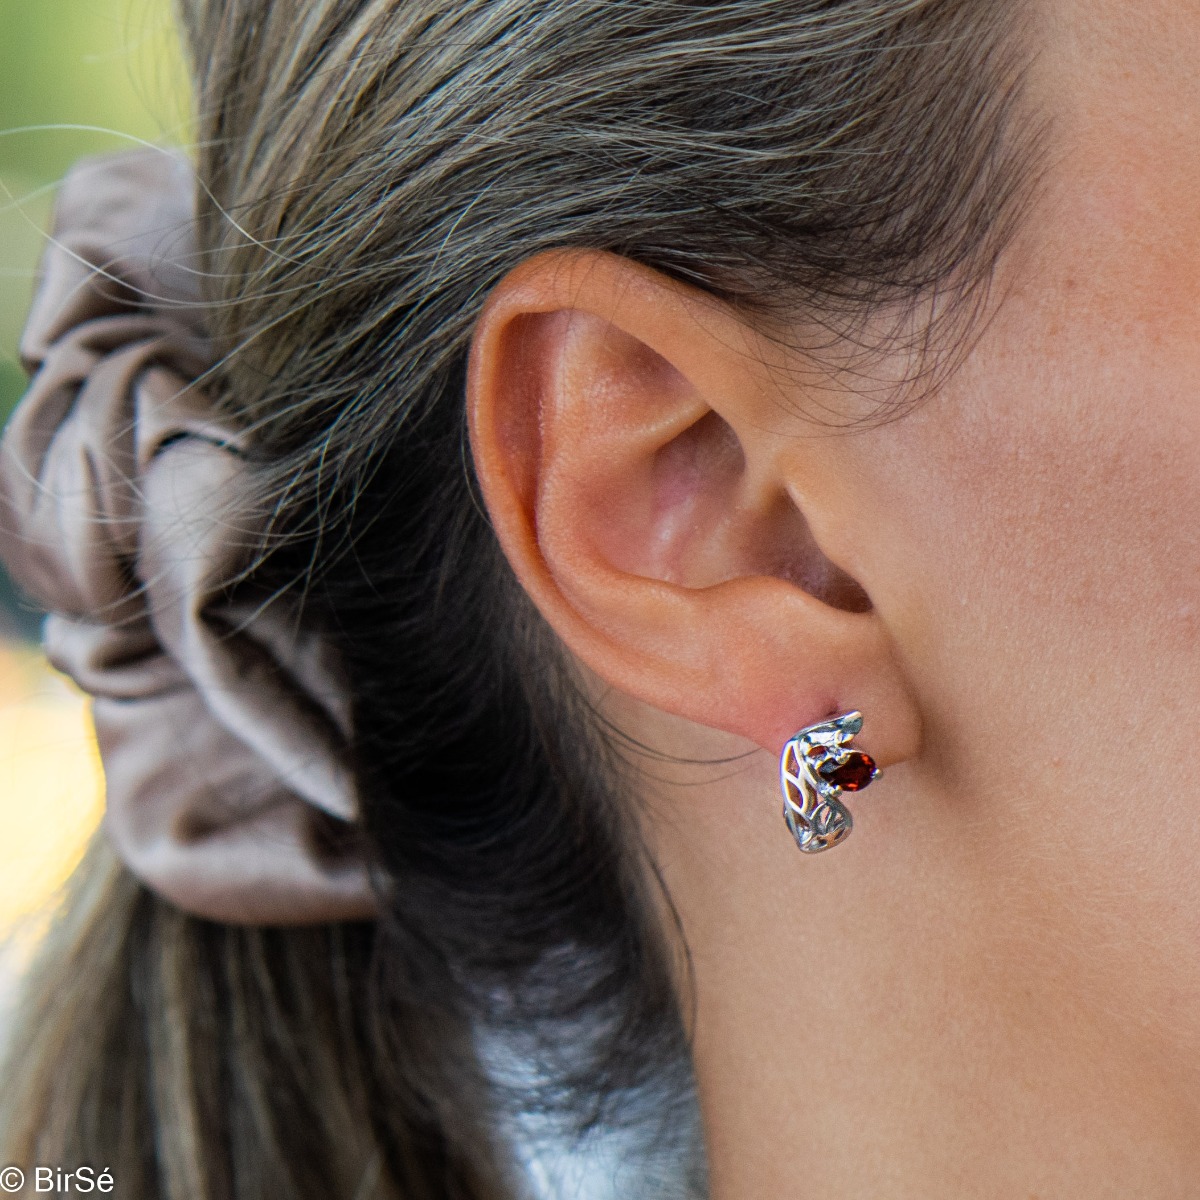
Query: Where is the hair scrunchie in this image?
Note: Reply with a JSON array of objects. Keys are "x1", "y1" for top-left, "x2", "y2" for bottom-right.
[{"x1": 0, "y1": 149, "x2": 377, "y2": 924}]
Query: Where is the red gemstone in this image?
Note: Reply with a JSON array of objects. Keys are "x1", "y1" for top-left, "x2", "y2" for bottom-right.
[{"x1": 818, "y1": 751, "x2": 876, "y2": 792}]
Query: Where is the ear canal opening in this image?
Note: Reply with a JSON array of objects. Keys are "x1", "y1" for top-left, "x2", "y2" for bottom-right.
[
  {"x1": 770, "y1": 492, "x2": 873, "y2": 614},
  {"x1": 658, "y1": 409, "x2": 872, "y2": 614},
  {"x1": 645, "y1": 405, "x2": 872, "y2": 614}
]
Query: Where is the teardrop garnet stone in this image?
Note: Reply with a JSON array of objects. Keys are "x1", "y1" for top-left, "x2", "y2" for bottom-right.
[{"x1": 817, "y1": 751, "x2": 877, "y2": 792}]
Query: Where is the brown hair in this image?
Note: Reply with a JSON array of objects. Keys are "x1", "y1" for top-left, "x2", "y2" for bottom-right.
[{"x1": 1, "y1": 2, "x2": 1037, "y2": 1196}]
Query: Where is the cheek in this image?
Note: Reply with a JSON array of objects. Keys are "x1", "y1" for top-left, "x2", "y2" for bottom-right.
[
  {"x1": 913, "y1": 315, "x2": 1200, "y2": 748},
  {"x1": 930, "y1": 358, "x2": 1200, "y2": 685},
  {"x1": 852, "y1": 312, "x2": 1200, "y2": 1047},
  {"x1": 885, "y1": 76, "x2": 1200, "y2": 779}
]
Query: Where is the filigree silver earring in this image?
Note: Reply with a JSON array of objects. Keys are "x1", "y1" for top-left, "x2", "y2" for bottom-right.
[{"x1": 779, "y1": 711, "x2": 879, "y2": 853}]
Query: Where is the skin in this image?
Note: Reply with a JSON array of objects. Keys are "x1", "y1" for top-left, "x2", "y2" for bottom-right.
[{"x1": 468, "y1": 2, "x2": 1200, "y2": 1195}]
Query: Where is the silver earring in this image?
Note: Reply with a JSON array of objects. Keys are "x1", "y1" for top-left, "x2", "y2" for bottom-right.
[{"x1": 779, "y1": 710, "x2": 879, "y2": 853}]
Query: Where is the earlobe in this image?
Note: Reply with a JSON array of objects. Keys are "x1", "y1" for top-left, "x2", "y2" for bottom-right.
[{"x1": 467, "y1": 250, "x2": 920, "y2": 765}]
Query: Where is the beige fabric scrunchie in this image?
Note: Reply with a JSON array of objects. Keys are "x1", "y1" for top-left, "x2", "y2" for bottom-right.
[{"x1": 0, "y1": 149, "x2": 377, "y2": 924}]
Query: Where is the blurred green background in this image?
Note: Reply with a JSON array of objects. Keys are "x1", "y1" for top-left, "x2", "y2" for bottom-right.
[{"x1": 0, "y1": 0, "x2": 186, "y2": 635}]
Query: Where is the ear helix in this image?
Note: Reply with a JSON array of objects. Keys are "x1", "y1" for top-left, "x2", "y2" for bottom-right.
[{"x1": 779, "y1": 711, "x2": 879, "y2": 853}]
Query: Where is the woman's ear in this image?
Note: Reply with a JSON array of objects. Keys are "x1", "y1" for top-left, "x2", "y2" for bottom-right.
[{"x1": 467, "y1": 249, "x2": 920, "y2": 763}]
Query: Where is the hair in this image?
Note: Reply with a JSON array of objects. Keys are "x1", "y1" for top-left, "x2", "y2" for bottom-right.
[{"x1": 1, "y1": 2, "x2": 1038, "y2": 1196}]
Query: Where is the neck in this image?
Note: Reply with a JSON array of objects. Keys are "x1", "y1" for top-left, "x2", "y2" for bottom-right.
[{"x1": 643, "y1": 748, "x2": 1200, "y2": 1199}]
